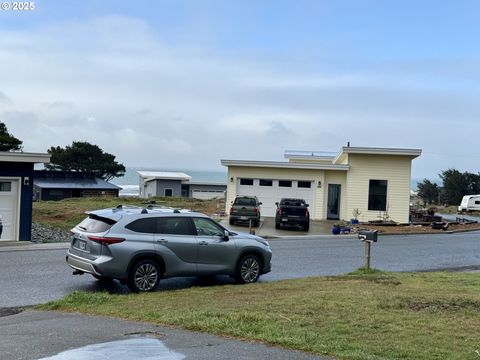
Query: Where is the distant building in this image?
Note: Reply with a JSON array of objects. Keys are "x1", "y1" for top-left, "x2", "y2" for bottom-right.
[
  {"x1": 138, "y1": 171, "x2": 226, "y2": 200},
  {"x1": 33, "y1": 170, "x2": 121, "y2": 201}
]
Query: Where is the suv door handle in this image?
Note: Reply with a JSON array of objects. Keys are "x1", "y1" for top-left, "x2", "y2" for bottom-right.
[
  {"x1": 156, "y1": 239, "x2": 168, "y2": 244},
  {"x1": 198, "y1": 241, "x2": 208, "y2": 246}
]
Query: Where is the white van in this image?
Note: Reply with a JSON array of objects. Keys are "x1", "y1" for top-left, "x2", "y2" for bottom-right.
[{"x1": 458, "y1": 195, "x2": 480, "y2": 212}]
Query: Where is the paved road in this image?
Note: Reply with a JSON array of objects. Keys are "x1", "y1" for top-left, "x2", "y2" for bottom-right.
[
  {"x1": 1, "y1": 231, "x2": 479, "y2": 307},
  {"x1": 0, "y1": 310, "x2": 325, "y2": 360}
]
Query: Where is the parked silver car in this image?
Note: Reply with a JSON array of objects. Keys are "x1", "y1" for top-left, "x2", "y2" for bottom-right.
[{"x1": 66, "y1": 205, "x2": 272, "y2": 292}]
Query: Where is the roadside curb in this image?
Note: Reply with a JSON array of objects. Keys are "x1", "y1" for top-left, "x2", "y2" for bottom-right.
[
  {"x1": 0, "y1": 242, "x2": 69, "y2": 252},
  {"x1": 262, "y1": 227, "x2": 480, "y2": 239}
]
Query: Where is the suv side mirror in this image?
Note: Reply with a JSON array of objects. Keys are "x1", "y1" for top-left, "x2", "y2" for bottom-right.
[
  {"x1": 275, "y1": 202, "x2": 279, "y2": 207},
  {"x1": 258, "y1": 202, "x2": 262, "y2": 205},
  {"x1": 305, "y1": 204, "x2": 309, "y2": 207},
  {"x1": 223, "y1": 230, "x2": 230, "y2": 240}
]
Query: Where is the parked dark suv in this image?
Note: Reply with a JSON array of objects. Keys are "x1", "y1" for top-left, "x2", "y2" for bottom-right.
[
  {"x1": 229, "y1": 196, "x2": 262, "y2": 226},
  {"x1": 66, "y1": 205, "x2": 272, "y2": 292},
  {"x1": 275, "y1": 198, "x2": 310, "y2": 231}
]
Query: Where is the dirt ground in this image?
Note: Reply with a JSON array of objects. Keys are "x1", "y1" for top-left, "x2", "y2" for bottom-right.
[{"x1": 354, "y1": 222, "x2": 480, "y2": 234}]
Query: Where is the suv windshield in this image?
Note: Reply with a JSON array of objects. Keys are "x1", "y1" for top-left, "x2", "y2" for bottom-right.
[
  {"x1": 281, "y1": 199, "x2": 305, "y2": 206},
  {"x1": 234, "y1": 198, "x2": 256, "y2": 206}
]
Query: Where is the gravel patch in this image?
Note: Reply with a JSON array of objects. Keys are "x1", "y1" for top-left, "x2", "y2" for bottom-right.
[{"x1": 31, "y1": 223, "x2": 70, "y2": 243}]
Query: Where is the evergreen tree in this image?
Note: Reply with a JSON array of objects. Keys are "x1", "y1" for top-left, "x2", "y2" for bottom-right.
[
  {"x1": 417, "y1": 179, "x2": 440, "y2": 205},
  {"x1": 0, "y1": 122, "x2": 23, "y2": 151},
  {"x1": 46, "y1": 141, "x2": 125, "y2": 181}
]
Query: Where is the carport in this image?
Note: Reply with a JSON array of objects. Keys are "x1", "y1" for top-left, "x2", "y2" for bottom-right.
[{"x1": 0, "y1": 152, "x2": 50, "y2": 241}]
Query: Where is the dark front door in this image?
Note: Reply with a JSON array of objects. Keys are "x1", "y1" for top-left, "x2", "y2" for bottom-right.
[{"x1": 327, "y1": 184, "x2": 341, "y2": 220}]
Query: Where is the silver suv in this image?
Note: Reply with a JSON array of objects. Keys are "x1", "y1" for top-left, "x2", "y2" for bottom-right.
[{"x1": 66, "y1": 205, "x2": 272, "y2": 292}]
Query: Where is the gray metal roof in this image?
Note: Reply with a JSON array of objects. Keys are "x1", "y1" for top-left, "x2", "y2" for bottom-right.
[{"x1": 33, "y1": 177, "x2": 121, "y2": 190}]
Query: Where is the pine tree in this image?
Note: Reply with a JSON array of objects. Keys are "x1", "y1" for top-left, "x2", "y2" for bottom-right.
[{"x1": 0, "y1": 122, "x2": 23, "y2": 151}]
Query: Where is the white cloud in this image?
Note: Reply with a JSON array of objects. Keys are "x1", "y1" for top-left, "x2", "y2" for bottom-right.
[{"x1": 0, "y1": 14, "x2": 478, "y2": 178}]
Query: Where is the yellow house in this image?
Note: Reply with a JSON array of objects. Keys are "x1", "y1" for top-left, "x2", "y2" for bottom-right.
[{"x1": 221, "y1": 146, "x2": 421, "y2": 223}]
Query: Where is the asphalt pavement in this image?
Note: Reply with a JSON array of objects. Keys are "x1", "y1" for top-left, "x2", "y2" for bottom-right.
[
  {"x1": 0, "y1": 310, "x2": 327, "y2": 360},
  {"x1": 1, "y1": 231, "x2": 479, "y2": 360}
]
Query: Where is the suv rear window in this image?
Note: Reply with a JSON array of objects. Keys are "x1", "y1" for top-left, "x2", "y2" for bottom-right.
[
  {"x1": 77, "y1": 215, "x2": 116, "y2": 233},
  {"x1": 234, "y1": 197, "x2": 256, "y2": 206}
]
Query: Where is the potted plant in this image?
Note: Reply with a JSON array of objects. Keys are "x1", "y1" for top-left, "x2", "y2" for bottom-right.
[
  {"x1": 332, "y1": 223, "x2": 342, "y2": 235},
  {"x1": 351, "y1": 208, "x2": 361, "y2": 224},
  {"x1": 332, "y1": 221, "x2": 350, "y2": 235}
]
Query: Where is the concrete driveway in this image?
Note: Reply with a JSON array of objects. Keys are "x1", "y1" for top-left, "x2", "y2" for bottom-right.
[{"x1": 221, "y1": 217, "x2": 336, "y2": 237}]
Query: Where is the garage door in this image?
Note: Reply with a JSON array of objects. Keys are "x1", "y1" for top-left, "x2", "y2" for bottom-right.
[
  {"x1": 0, "y1": 178, "x2": 20, "y2": 241},
  {"x1": 236, "y1": 178, "x2": 315, "y2": 217}
]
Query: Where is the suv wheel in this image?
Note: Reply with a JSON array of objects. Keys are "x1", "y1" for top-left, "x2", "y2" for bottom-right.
[
  {"x1": 235, "y1": 254, "x2": 261, "y2": 284},
  {"x1": 127, "y1": 259, "x2": 161, "y2": 292}
]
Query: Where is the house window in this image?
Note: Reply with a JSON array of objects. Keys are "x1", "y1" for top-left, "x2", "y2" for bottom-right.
[
  {"x1": 368, "y1": 180, "x2": 388, "y2": 211},
  {"x1": 475, "y1": 201, "x2": 480, "y2": 205},
  {"x1": 279, "y1": 180, "x2": 292, "y2": 187},
  {"x1": 259, "y1": 179, "x2": 272, "y2": 186},
  {"x1": 164, "y1": 188, "x2": 173, "y2": 197},
  {"x1": 240, "y1": 178, "x2": 254, "y2": 186},
  {"x1": 298, "y1": 181, "x2": 312, "y2": 188},
  {"x1": 0, "y1": 181, "x2": 12, "y2": 192}
]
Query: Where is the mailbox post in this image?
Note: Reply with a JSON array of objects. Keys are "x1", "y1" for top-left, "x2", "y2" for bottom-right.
[{"x1": 358, "y1": 230, "x2": 378, "y2": 270}]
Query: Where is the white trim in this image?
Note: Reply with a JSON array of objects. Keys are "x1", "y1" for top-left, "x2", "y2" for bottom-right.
[
  {"x1": 221, "y1": 159, "x2": 349, "y2": 171},
  {"x1": 333, "y1": 147, "x2": 422, "y2": 163},
  {"x1": 0, "y1": 152, "x2": 50, "y2": 163}
]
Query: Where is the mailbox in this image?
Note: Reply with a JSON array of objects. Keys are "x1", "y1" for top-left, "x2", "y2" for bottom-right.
[{"x1": 358, "y1": 230, "x2": 378, "y2": 242}]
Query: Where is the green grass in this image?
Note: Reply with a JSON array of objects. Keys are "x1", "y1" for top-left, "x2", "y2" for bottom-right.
[
  {"x1": 33, "y1": 197, "x2": 225, "y2": 230},
  {"x1": 39, "y1": 271, "x2": 480, "y2": 360}
]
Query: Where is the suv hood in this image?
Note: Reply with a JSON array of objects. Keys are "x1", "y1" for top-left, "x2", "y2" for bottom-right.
[{"x1": 233, "y1": 232, "x2": 270, "y2": 247}]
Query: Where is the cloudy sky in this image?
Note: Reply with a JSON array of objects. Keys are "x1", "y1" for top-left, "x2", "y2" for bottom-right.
[{"x1": 0, "y1": 1, "x2": 478, "y2": 180}]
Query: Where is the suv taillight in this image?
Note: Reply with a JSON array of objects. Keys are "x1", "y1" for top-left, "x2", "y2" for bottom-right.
[
  {"x1": 88, "y1": 236, "x2": 125, "y2": 245},
  {"x1": 253, "y1": 208, "x2": 258, "y2": 214},
  {"x1": 230, "y1": 207, "x2": 235, "y2": 214},
  {"x1": 277, "y1": 208, "x2": 282, "y2": 216}
]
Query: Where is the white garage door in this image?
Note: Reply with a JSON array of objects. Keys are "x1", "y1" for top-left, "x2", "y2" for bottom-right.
[
  {"x1": 236, "y1": 178, "x2": 315, "y2": 217},
  {"x1": 0, "y1": 178, "x2": 20, "y2": 241}
]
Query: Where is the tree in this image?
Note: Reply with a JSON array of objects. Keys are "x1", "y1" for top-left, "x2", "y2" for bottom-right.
[
  {"x1": 0, "y1": 122, "x2": 23, "y2": 151},
  {"x1": 46, "y1": 141, "x2": 125, "y2": 181},
  {"x1": 440, "y1": 169, "x2": 473, "y2": 205},
  {"x1": 417, "y1": 179, "x2": 440, "y2": 205}
]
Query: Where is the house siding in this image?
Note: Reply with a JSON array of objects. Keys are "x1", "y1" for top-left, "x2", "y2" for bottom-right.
[
  {"x1": 155, "y1": 179, "x2": 182, "y2": 197},
  {"x1": 345, "y1": 154, "x2": 412, "y2": 223}
]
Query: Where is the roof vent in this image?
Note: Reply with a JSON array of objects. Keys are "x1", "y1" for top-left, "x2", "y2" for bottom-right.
[
  {"x1": 173, "y1": 209, "x2": 180, "y2": 213},
  {"x1": 141, "y1": 208, "x2": 148, "y2": 214},
  {"x1": 116, "y1": 205, "x2": 123, "y2": 209}
]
